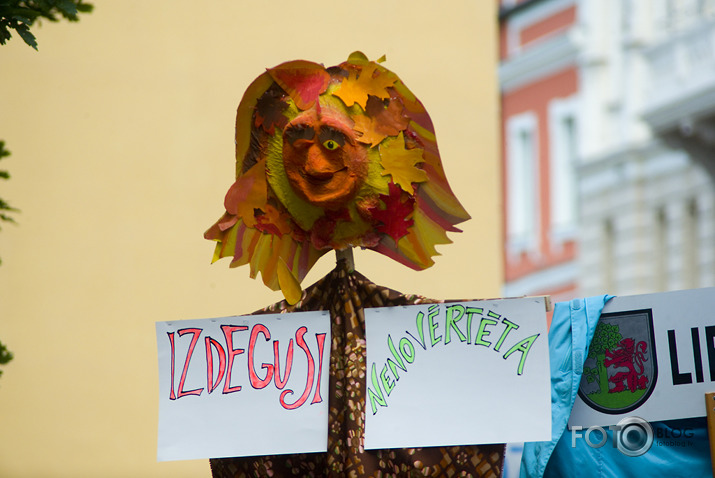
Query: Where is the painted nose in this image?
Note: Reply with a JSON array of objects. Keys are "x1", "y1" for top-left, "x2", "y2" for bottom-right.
[{"x1": 304, "y1": 146, "x2": 337, "y2": 180}]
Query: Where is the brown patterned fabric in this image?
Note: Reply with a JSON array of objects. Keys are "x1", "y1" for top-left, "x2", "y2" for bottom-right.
[{"x1": 210, "y1": 259, "x2": 504, "y2": 478}]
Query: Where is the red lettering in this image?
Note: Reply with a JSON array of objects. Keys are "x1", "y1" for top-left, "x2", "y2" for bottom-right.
[
  {"x1": 273, "y1": 338, "x2": 294, "y2": 389},
  {"x1": 311, "y1": 333, "x2": 327, "y2": 404},
  {"x1": 205, "y1": 336, "x2": 226, "y2": 394},
  {"x1": 280, "y1": 326, "x2": 314, "y2": 410},
  {"x1": 222, "y1": 324, "x2": 248, "y2": 394},
  {"x1": 248, "y1": 324, "x2": 274, "y2": 389},
  {"x1": 177, "y1": 328, "x2": 204, "y2": 398},
  {"x1": 167, "y1": 332, "x2": 177, "y2": 400}
]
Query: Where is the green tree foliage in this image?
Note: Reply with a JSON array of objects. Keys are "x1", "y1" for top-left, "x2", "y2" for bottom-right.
[
  {"x1": 0, "y1": 1, "x2": 92, "y2": 382},
  {"x1": 587, "y1": 322, "x2": 622, "y2": 359},
  {"x1": 0, "y1": 140, "x2": 15, "y2": 382},
  {"x1": 586, "y1": 322, "x2": 623, "y2": 395},
  {"x1": 0, "y1": 0, "x2": 93, "y2": 50},
  {"x1": 0, "y1": 340, "x2": 12, "y2": 379},
  {"x1": 0, "y1": 141, "x2": 17, "y2": 266},
  {"x1": 0, "y1": 141, "x2": 16, "y2": 224}
]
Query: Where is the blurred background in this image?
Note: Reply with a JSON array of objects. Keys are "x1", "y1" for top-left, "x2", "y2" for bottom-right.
[
  {"x1": 0, "y1": 1, "x2": 499, "y2": 477},
  {"x1": 500, "y1": 0, "x2": 715, "y2": 303},
  {"x1": 3, "y1": 0, "x2": 714, "y2": 476},
  {"x1": 500, "y1": 0, "x2": 715, "y2": 475}
]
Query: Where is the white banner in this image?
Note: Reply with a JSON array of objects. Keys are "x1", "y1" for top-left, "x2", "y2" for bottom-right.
[
  {"x1": 156, "y1": 311, "x2": 330, "y2": 461},
  {"x1": 364, "y1": 298, "x2": 551, "y2": 449},
  {"x1": 570, "y1": 287, "x2": 715, "y2": 428}
]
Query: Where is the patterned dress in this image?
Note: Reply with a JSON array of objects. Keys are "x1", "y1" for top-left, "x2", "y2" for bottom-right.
[{"x1": 210, "y1": 260, "x2": 504, "y2": 478}]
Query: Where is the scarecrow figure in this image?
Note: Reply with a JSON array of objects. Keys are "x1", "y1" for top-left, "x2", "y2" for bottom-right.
[{"x1": 206, "y1": 52, "x2": 504, "y2": 478}]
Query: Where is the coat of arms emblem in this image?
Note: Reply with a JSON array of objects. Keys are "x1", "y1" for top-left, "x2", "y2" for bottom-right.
[{"x1": 578, "y1": 309, "x2": 658, "y2": 414}]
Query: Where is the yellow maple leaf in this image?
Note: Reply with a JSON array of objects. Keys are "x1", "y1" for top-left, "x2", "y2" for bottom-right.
[
  {"x1": 379, "y1": 132, "x2": 428, "y2": 195},
  {"x1": 334, "y1": 62, "x2": 396, "y2": 110}
]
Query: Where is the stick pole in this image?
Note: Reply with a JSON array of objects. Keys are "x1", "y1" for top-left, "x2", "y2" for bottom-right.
[
  {"x1": 705, "y1": 392, "x2": 715, "y2": 475},
  {"x1": 335, "y1": 248, "x2": 355, "y2": 272}
]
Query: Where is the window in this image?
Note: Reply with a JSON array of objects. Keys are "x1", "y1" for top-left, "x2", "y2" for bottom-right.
[
  {"x1": 603, "y1": 218, "x2": 615, "y2": 292},
  {"x1": 549, "y1": 98, "x2": 579, "y2": 241},
  {"x1": 655, "y1": 207, "x2": 668, "y2": 291},
  {"x1": 683, "y1": 198, "x2": 700, "y2": 288},
  {"x1": 506, "y1": 113, "x2": 539, "y2": 254}
]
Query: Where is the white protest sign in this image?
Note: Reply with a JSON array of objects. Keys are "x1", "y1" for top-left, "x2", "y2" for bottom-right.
[
  {"x1": 364, "y1": 298, "x2": 551, "y2": 449},
  {"x1": 570, "y1": 287, "x2": 715, "y2": 428},
  {"x1": 155, "y1": 311, "x2": 330, "y2": 461}
]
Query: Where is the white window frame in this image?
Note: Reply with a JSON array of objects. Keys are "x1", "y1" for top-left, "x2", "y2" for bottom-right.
[
  {"x1": 548, "y1": 96, "x2": 579, "y2": 245},
  {"x1": 506, "y1": 112, "x2": 541, "y2": 257}
]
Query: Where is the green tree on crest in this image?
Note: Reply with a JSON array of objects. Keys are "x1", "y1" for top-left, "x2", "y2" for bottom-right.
[{"x1": 585, "y1": 322, "x2": 622, "y2": 394}]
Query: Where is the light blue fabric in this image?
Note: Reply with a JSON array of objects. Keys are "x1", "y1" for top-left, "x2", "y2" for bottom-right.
[
  {"x1": 520, "y1": 296, "x2": 712, "y2": 478},
  {"x1": 520, "y1": 296, "x2": 612, "y2": 478},
  {"x1": 543, "y1": 416, "x2": 710, "y2": 478}
]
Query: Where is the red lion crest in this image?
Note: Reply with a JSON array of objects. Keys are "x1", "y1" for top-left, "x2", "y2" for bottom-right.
[{"x1": 604, "y1": 337, "x2": 649, "y2": 393}]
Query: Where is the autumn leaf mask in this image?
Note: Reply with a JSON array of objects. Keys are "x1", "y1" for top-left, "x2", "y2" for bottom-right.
[{"x1": 205, "y1": 52, "x2": 470, "y2": 303}]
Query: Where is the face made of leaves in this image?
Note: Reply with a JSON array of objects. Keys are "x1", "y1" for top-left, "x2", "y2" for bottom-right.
[
  {"x1": 205, "y1": 53, "x2": 471, "y2": 304},
  {"x1": 281, "y1": 105, "x2": 370, "y2": 210}
]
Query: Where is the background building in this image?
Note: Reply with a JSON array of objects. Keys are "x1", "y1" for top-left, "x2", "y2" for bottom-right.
[
  {"x1": 0, "y1": 2, "x2": 501, "y2": 477},
  {"x1": 499, "y1": 0, "x2": 715, "y2": 303},
  {"x1": 579, "y1": 0, "x2": 715, "y2": 296},
  {"x1": 499, "y1": 4, "x2": 715, "y2": 474},
  {"x1": 499, "y1": 0, "x2": 580, "y2": 304}
]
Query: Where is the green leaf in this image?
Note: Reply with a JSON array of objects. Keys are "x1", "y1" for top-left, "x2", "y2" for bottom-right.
[
  {"x1": 0, "y1": 199, "x2": 18, "y2": 210},
  {"x1": 0, "y1": 26, "x2": 11, "y2": 45},
  {"x1": 11, "y1": 15, "x2": 32, "y2": 24},
  {"x1": 14, "y1": 22, "x2": 37, "y2": 49},
  {"x1": 57, "y1": 0, "x2": 79, "y2": 17},
  {"x1": 0, "y1": 141, "x2": 9, "y2": 159},
  {"x1": 76, "y1": 2, "x2": 92, "y2": 13},
  {"x1": 0, "y1": 341, "x2": 12, "y2": 365},
  {"x1": 0, "y1": 0, "x2": 93, "y2": 49},
  {"x1": 0, "y1": 339, "x2": 13, "y2": 378}
]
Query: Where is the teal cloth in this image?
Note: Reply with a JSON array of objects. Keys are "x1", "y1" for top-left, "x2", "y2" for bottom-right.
[{"x1": 520, "y1": 296, "x2": 712, "y2": 478}]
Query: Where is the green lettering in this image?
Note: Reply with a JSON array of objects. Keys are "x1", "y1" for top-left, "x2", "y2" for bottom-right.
[
  {"x1": 503, "y1": 334, "x2": 540, "y2": 375},
  {"x1": 399, "y1": 337, "x2": 415, "y2": 363},
  {"x1": 387, "y1": 334, "x2": 407, "y2": 380},
  {"x1": 414, "y1": 312, "x2": 427, "y2": 349},
  {"x1": 367, "y1": 362, "x2": 387, "y2": 415},
  {"x1": 445, "y1": 304, "x2": 467, "y2": 345},
  {"x1": 494, "y1": 318, "x2": 519, "y2": 352},
  {"x1": 465, "y1": 307, "x2": 483, "y2": 344},
  {"x1": 428, "y1": 304, "x2": 441, "y2": 346},
  {"x1": 380, "y1": 364, "x2": 395, "y2": 395},
  {"x1": 475, "y1": 318, "x2": 498, "y2": 346}
]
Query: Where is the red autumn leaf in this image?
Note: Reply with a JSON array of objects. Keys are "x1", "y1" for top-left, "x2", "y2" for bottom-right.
[
  {"x1": 255, "y1": 204, "x2": 292, "y2": 236},
  {"x1": 310, "y1": 215, "x2": 338, "y2": 250},
  {"x1": 325, "y1": 207, "x2": 351, "y2": 222},
  {"x1": 369, "y1": 182, "x2": 415, "y2": 242},
  {"x1": 268, "y1": 61, "x2": 330, "y2": 110},
  {"x1": 254, "y1": 91, "x2": 288, "y2": 135},
  {"x1": 307, "y1": 208, "x2": 351, "y2": 249}
]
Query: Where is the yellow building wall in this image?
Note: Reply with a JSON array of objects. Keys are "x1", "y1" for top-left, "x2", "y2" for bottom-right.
[{"x1": 0, "y1": 1, "x2": 500, "y2": 476}]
